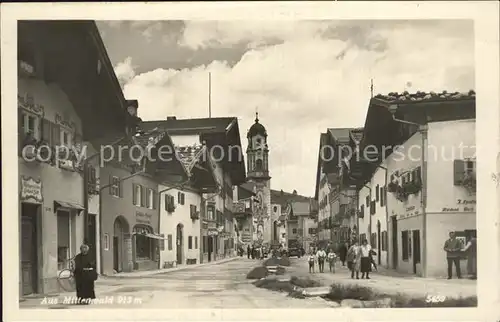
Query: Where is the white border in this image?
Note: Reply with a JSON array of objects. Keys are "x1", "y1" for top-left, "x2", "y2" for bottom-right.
[{"x1": 2, "y1": 1, "x2": 499, "y2": 321}]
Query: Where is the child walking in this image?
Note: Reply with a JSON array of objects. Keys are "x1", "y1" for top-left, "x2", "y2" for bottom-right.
[{"x1": 308, "y1": 252, "x2": 316, "y2": 273}]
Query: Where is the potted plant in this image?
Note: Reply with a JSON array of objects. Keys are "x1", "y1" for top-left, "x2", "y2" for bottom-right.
[
  {"x1": 387, "y1": 181, "x2": 399, "y2": 193},
  {"x1": 462, "y1": 171, "x2": 476, "y2": 191},
  {"x1": 402, "y1": 178, "x2": 422, "y2": 195}
]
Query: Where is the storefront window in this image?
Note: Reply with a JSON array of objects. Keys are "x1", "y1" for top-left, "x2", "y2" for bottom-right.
[
  {"x1": 134, "y1": 225, "x2": 154, "y2": 260},
  {"x1": 57, "y1": 211, "x2": 75, "y2": 270}
]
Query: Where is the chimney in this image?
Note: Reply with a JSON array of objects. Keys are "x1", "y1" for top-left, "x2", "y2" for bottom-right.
[
  {"x1": 167, "y1": 116, "x2": 177, "y2": 121},
  {"x1": 126, "y1": 99, "x2": 138, "y2": 117}
]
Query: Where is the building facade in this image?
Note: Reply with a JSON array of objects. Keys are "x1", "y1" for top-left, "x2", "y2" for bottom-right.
[
  {"x1": 100, "y1": 165, "x2": 161, "y2": 275},
  {"x1": 18, "y1": 21, "x2": 132, "y2": 296},
  {"x1": 159, "y1": 185, "x2": 202, "y2": 267},
  {"x1": 141, "y1": 117, "x2": 246, "y2": 264},
  {"x1": 352, "y1": 90, "x2": 476, "y2": 278}
]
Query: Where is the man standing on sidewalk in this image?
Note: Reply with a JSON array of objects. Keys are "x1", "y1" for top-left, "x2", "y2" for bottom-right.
[{"x1": 443, "y1": 232, "x2": 463, "y2": 279}]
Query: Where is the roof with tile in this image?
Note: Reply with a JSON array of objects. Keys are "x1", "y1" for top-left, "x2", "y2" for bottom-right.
[
  {"x1": 372, "y1": 90, "x2": 475, "y2": 106},
  {"x1": 271, "y1": 189, "x2": 312, "y2": 206},
  {"x1": 141, "y1": 117, "x2": 237, "y2": 134}
]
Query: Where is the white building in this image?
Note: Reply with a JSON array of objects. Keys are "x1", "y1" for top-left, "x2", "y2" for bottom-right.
[
  {"x1": 159, "y1": 184, "x2": 202, "y2": 267},
  {"x1": 352, "y1": 90, "x2": 476, "y2": 278}
]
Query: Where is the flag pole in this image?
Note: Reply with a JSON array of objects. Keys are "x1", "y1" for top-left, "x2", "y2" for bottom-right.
[{"x1": 208, "y1": 72, "x2": 212, "y2": 118}]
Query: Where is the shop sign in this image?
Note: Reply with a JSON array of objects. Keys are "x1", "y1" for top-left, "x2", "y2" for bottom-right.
[
  {"x1": 208, "y1": 229, "x2": 218, "y2": 236},
  {"x1": 20, "y1": 176, "x2": 43, "y2": 204},
  {"x1": 397, "y1": 205, "x2": 421, "y2": 220},
  {"x1": 442, "y1": 199, "x2": 476, "y2": 213},
  {"x1": 136, "y1": 211, "x2": 152, "y2": 224}
]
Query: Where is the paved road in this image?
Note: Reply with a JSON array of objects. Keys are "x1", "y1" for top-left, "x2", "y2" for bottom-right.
[{"x1": 21, "y1": 258, "x2": 329, "y2": 309}]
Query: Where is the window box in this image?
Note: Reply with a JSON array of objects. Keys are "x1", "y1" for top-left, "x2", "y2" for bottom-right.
[{"x1": 462, "y1": 171, "x2": 476, "y2": 192}]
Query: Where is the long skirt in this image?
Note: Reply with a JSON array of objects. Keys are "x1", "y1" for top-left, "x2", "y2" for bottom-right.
[
  {"x1": 75, "y1": 272, "x2": 96, "y2": 303},
  {"x1": 360, "y1": 257, "x2": 371, "y2": 273}
]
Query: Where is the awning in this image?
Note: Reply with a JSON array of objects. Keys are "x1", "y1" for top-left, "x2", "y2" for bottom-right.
[
  {"x1": 54, "y1": 200, "x2": 85, "y2": 214},
  {"x1": 132, "y1": 232, "x2": 166, "y2": 240}
]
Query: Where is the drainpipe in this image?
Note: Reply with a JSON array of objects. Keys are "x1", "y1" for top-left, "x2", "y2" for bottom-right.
[{"x1": 388, "y1": 109, "x2": 428, "y2": 276}]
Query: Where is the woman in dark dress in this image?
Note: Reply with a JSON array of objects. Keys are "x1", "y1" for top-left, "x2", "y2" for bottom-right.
[
  {"x1": 74, "y1": 244, "x2": 97, "y2": 304},
  {"x1": 339, "y1": 242, "x2": 348, "y2": 266}
]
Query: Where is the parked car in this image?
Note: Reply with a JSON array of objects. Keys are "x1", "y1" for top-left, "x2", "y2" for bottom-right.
[{"x1": 288, "y1": 247, "x2": 302, "y2": 258}]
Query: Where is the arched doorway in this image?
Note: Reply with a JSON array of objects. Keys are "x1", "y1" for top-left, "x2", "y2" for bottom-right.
[
  {"x1": 113, "y1": 216, "x2": 130, "y2": 272},
  {"x1": 176, "y1": 224, "x2": 184, "y2": 265}
]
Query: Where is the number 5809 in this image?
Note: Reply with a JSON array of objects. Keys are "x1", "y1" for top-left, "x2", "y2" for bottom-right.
[{"x1": 426, "y1": 295, "x2": 446, "y2": 303}]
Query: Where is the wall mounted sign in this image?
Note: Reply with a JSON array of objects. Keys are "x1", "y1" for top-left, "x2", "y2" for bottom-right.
[
  {"x1": 136, "y1": 211, "x2": 152, "y2": 224},
  {"x1": 397, "y1": 205, "x2": 421, "y2": 219},
  {"x1": 55, "y1": 113, "x2": 76, "y2": 131},
  {"x1": 20, "y1": 176, "x2": 43, "y2": 204},
  {"x1": 441, "y1": 199, "x2": 476, "y2": 213},
  {"x1": 18, "y1": 93, "x2": 44, "y2": 116},
  {"x1": 208, "y1": 228, "x2": 218, "y2": 236}
]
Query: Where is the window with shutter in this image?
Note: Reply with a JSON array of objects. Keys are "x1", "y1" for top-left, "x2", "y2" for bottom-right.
[
  {"x1": 453, "y1": 160, "x2": 465, "y2": 185},
  {"x1": 119, "y1": 180, "x2": 123, "y2": 198},
  {"x1": 167, "y1": 234, "x2": 173, "y2": 250},
  {"x1": 152, "y1": 190, "x2": 157, "y2": 210},
  {"x1": 376, "y1": 185, "x2": 380, "y2": 201},
  {"x1": 140, "y1": 185, "x2": 145, "y2": 207},
  {"x1": 164, "y1": 194, "x2": 168, "y2": 211},
  {"x1": 415, "y1": 166, "x2": 422, "y2": 183},
  {"x1": 160, "y1": 234, "x2": 165, "y2": 250},
  {"x1": 366, "y1": 196, "x2": 369, "y2": 207},
  {"x1": 177, "y1": 192, "x2": 181, "y2": 204},
  {"x1": 132, "y1": 184, "x2": 137, "y2": 206},
  {"x1": 41, "y1": 119, "x2": 51, "y2": 144}
]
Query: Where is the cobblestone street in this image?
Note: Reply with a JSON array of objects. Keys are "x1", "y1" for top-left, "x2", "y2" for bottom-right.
[{"x1": 20, "y1": 258, "x2": 330, "y2": 309}]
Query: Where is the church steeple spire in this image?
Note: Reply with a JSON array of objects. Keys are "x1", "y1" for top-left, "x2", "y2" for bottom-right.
[{"x1": 255, "y1": 111, "x2": 259, "y2": 123}]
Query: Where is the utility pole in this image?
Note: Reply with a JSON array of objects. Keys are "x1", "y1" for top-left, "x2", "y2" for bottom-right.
[{"x1": 208, "y1": 72, "x2": 212, "y2": 118}]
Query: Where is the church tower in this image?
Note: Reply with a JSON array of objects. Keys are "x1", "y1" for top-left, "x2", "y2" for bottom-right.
[{"x1": 246, "y1": 113, "x2": 272, "y2": 246}]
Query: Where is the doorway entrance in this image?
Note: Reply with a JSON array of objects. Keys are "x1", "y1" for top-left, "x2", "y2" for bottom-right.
[
  {"x1": 113, "y1": 216, "x2": 129, "y2": 273},
  {"x1": 391, "y1": 216, "x2": 398, "y2": 269},
  {"x1": 20, "y1": 203, "x2": 39, "y2": 295},
  {"x1": 176, "y1": 224, "x2": 183, "y2": 265},
  {"x1": 412, "y1": 230, "x2": 421, "y2": 274},
  {"x1": 207, "y1": 236, "x2": 213, "y2": 262},
  {"x1": 377, "y1": 220, "x2": 381, "y2": 265}
]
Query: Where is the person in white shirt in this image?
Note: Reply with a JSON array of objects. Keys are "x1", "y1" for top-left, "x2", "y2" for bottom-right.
[
  {"x1": 316, "y1": 248, "x2": 327, "y2": 273},
  {"x1": 327, "y1": 249, "x2": 337, "y2": 273},
  {"x1": 307, "y1": 252, "x2": 316, "y2": 273},
  {"x1": 359, "y1": 239, "x2": 372, "y2": 279}
]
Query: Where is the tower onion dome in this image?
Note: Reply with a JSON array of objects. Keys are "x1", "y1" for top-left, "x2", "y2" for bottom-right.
[{"x1": 247, "y1": 112, "x2": 267, "y2": 138}]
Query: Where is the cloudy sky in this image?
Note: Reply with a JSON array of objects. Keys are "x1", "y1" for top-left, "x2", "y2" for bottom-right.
[{"x1": 96, "y1": 20, "x2": 474, "y2": 197}]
